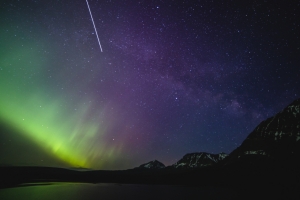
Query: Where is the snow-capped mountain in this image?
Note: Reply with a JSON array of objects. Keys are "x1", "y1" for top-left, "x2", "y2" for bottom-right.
[
  {"x1": 225, "y1": 98, "x2": 300, "y2": 164},
  {"x1": 136, "y1": 99, "x2": 300, "y2": 170},
  {"x1": 172, "y1": 152, "x2": 228, "y2": 169},
  {"x1": 138, "y1": 160, "x2": 165, "y2": 169}
]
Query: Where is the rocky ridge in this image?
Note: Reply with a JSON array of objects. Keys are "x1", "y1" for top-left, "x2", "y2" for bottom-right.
[{"x1": 171, "y1": 152, "x2": 228, "y2": 168}]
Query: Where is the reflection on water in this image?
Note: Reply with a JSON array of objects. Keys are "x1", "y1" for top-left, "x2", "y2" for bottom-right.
[{"x1": 0, "y1": 182, "x2": 239, "y2": 200}]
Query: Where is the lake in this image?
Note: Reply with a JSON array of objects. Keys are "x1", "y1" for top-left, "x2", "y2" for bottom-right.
[{"x1": 0, "y1": 182, "x2": 240, "y2": 200}]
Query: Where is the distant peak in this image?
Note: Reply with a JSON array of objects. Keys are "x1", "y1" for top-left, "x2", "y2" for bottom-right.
[{"x1": 138, "y1": 160, "x2": 165, "y2": 169}]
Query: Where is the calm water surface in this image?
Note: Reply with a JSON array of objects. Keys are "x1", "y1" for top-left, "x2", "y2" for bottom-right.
[{"x1": 0, "y1": 182, "x2": 239, "y2": 200}]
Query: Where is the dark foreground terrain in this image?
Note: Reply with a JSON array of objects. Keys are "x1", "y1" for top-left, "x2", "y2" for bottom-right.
[{"x1": 1, "y1": 161, "x2": 300, "y2": 199}]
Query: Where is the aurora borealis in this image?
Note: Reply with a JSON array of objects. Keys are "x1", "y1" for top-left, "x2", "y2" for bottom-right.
[{"x1": 0, "y1": 1, "x2": 299, "y2": 170}]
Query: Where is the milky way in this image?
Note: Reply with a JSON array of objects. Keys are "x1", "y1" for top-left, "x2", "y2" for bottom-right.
[{"x1": 0, "y1": 0, "x2": 299, "y2": 169}]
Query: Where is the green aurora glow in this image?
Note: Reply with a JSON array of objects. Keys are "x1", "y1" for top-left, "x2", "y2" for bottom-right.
[{"x1": 0, "y1": 26, "x2": 124, "y2": 169}]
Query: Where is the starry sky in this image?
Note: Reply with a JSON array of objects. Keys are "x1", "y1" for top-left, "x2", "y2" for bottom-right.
[{"x1": 0, "y1": 0, "x2": 299, "y2": 170}]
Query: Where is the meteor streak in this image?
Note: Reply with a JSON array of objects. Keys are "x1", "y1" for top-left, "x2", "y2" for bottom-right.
[{"x1": 85, "y1": 0, "x2": 103, "y2": 52}]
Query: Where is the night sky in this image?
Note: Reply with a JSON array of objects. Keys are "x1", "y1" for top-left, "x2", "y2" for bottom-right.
[{"x1": 0, "y1": 0, "x2": 299, "y2": 170}]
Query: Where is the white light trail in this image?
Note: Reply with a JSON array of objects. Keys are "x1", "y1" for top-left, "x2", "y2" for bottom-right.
[{"x1": 85, "y1": 0, "x2": 103, "y2": 52}]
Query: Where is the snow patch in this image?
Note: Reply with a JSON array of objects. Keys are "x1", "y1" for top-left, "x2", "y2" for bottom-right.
[
  {"x1": 175, "y1": 163, "x2": 187, "y2": 168},
  {"x1": 244, "y1": 150, "x2": 267, "y2": 156},
  {"x1": 288, "y1": 105, "x2": 300, "y2": 117},
  {"x1": 144, "y1": 163, "x2": 152, "y2": 168}
]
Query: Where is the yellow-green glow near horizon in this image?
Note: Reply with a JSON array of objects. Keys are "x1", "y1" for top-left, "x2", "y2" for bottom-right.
[
  {"x1": 1, "y1": 95, "x2": 104, "y2": 168},
  {"x1": 0, "y1": 34, "x2": 121, "y2": 169}
]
